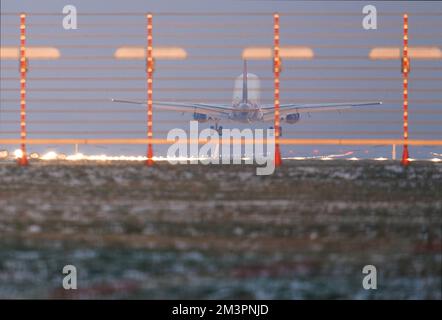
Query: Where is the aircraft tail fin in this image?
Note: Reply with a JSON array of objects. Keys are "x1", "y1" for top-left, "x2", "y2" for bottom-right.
[{"x1": 242, "y1": 59, "x2": 248, "y2": 103}]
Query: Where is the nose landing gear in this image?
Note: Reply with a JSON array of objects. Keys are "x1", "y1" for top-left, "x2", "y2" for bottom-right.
[{"x1": 210, "y1": 122, "x2": 223, "y2": 136}]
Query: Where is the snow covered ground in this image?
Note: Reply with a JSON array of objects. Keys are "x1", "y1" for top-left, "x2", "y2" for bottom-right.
[{"x1": 0, "y1": 160, "x2": 441, "y2": 299}]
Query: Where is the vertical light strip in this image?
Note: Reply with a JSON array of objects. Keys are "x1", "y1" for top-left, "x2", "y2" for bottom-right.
[
  {"x1": 273, "y1": 13, "x2": 282, "y2": 166},
  {"x1": 19, "y1": 13, "x2": 28, "y2": 166},
  {"x1": 146, "y1": 13, "x2": 154, "y2": 166},
  {"x1": 402, "y1": 14, "x2": 410, "y2": 166}
]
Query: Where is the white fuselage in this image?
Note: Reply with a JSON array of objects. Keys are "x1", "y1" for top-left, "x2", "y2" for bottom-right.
[{"x1": 229, "y1": 102, "x2": 264, "y2": 123}]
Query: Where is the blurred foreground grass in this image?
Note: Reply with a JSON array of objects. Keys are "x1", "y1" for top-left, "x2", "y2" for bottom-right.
[{"x1": 0, "y1": 160, "x2": 441, "y2": 299}]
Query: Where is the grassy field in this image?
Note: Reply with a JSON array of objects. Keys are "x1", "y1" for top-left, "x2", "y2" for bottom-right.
[{"x1": 0, "y1": 160, "x2": 441, "y2": 299}]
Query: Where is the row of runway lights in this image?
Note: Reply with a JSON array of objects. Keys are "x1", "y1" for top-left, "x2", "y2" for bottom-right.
[{"x1": 0, "y1": 149, "x2": 441, "y2": 163}]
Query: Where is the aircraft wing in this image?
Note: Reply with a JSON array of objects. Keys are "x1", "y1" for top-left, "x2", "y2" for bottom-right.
[
  {"x1": 261, "y1": 101, "x2": 382, "y2": 121},
  {"x1": 111, "y1": 99, "x2": 232, "y2": 118}
]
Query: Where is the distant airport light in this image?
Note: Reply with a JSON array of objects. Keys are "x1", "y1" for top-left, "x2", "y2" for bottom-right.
[
  {"x1": 14, "y1": 149, "x2": 23, "y2": 159},
  {"x1": 242, "y1": 46, "x2": 314, "y2": 60},
  {"x1": 0, "y1": 150, "x2": 9, "y2": 159},
  {"x1": 369, "y1": 46, "x2": 442, "y2": 60},
  {"x1": 57, "y1": 153, "x2": 67, "y2": 160},
  {"x1": 29, "y1": 152, "x2": 40, "y2": 160},
  {"x1": 0, "y1": 46, "x2": 60, "y2": 60},
  {"x1": 41, "y1": 151, "x2": 58, "y2": 160},
  {"x1": 114, "y1": 46, "x2": 187, "y2": 60}
]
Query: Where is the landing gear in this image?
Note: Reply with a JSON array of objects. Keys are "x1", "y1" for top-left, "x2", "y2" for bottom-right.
[
  {"x1": 210, "y1": 122, "x2": 223, "y2": 136},
  {"x1": 269, "y1": 126, "x2": 282, "y2": 136}
]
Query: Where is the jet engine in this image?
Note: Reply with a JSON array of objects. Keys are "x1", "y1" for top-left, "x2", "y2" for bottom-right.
[
  {"x1": 285, "y1": 113, "x2": 300, "y2": 124},
  {"x1": 193, "y1": 112, "x2": 208, "y2": 122}
]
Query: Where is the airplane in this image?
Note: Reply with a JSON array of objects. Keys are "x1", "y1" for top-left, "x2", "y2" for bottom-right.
[{"x1": 111, "y1": 60, "x2": 382, "y2": 136}]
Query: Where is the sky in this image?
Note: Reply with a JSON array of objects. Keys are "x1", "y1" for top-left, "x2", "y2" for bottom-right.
[{"x1": 1, "y1": 0, "x2": 441, "y2": 158}]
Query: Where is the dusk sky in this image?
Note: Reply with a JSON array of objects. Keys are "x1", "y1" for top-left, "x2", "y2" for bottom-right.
[{"x1": 1, "y1": 1, "x2": 441, "y2": 158}]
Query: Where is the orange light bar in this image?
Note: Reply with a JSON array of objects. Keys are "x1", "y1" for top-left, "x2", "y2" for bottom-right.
[
  {"x1": 0, "y1": 138, "x2": 441, "y2": 146},
  {"x1": 242, "y1": 46, "x2": 314, "y2": 60},
  {"x1": 114, "y1": 46, "x2": 187, "y2": 59},
  {"x1": 0, "y1": 46, "x2": 61, "y2": 59},
  {"x1": 369, "y1": 46, "x2": 442, "y2": 60}
]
